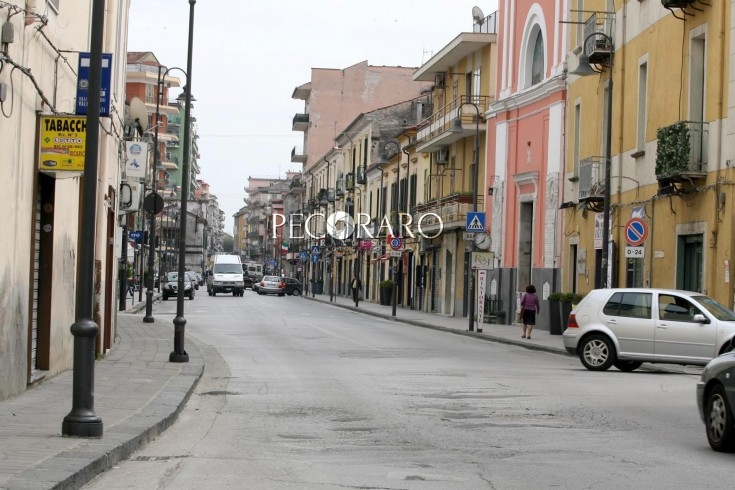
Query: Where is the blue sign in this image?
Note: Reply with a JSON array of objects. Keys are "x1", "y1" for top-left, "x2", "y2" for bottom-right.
[
  {"x1": 76, "y1": 52, "x2": 112, "y2": 117},
  {"x1": 466, "y1": 212, "x2": 486, "y2": 233},
  {"x1": 311, "y1": 245, "x2": 321, "y2": 255},
  {"x1": 129, "y1": 230, "x2": 143, "y2": 242},
  {"x1": 299, "y1": 251, "x2": 308, "y2": 260},
  {"x1": 311, "y1": 254, "x2": 319, "y2": 263}
]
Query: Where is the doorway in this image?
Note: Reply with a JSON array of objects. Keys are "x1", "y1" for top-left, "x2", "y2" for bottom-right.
[{"x1": 517, "y1": 201, "x2": 534, "y2": 291}]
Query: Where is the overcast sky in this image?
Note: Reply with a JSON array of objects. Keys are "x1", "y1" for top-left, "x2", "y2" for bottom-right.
[{"x1": 127, "y1": 0, "x2": 499, "y2": 233}]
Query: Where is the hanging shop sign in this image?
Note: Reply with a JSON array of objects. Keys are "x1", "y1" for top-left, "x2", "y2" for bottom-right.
[{"x1": 38, "y1": 115, "x2": 87, "y2": 172}]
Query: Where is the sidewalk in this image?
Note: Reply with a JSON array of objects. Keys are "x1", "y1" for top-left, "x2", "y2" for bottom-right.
[
  {"x1": 302, "y1": 291, "x2": 570, "y2": 357},
  {"x1": 0, "y1": 300, "x2": 204, "y2": 490},
  {"x1": 0, "y1": 293, "x2": 568, "y2": 490}
]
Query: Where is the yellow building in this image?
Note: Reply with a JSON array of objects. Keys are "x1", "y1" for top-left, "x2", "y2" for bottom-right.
[{"x1": 563, "y1": 1, "x2": 732, "y2": 303}]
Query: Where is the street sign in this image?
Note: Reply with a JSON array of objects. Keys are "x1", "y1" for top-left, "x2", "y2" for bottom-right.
[
  {"x1": 389, "y1": 251, "x2": 402, "y2": 257},
  {"x1": 471, "y1": 252, "x2": 495, "y2": 270},
  {"x1": 464, "y1": 232, "x2": 474, "y2": 241},
  {"x1": 466, "y1": 212, "x2": 485, "y2": 233},
  {"x1": 311, "y1": 245, "x2": 321, "y2": 254},
  {"x1": 625, "y1": 218, "x2": 648, "y2": 246},
  {"x1": 129, "y1": 230, "x2": 143, "y2": 242},
  {"x1": 388, "y1": 235, "x2": 403, "y2": 250},
  {"x1": 625, "y1": 246, "x2": 645, "y2": 258}
]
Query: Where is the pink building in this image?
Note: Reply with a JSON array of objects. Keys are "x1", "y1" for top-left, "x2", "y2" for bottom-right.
[{"x1": 486, "y1": 1, "x2": 568, "y2": 332}]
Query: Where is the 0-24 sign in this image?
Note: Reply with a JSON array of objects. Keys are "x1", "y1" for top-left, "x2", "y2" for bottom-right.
[{"x1": 625, "y1": 246, "x2": 645, "y2": 258}]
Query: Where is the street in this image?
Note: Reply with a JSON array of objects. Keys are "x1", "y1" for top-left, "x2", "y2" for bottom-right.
[{"x1": 85, "y1": 291, "x2": 731, "y2": 489}]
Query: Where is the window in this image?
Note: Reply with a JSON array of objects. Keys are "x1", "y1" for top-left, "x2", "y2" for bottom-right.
[
  {"x1": 603, "y1": 292, "x2": 652, "y2": 319},
  {"x1": 636, "y1": 61, "x2": 648, "y2": 154},
  {"x1": 658, "y1": 294, "x2": 701, "y2": 322},
  {"x1": 531, "y1": 33, "x2": 544, "y2": 85}
]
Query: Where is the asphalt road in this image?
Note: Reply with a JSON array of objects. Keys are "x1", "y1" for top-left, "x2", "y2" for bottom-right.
[{"x1": 84, "y1": 291, "x2": 732, "y2": 489}]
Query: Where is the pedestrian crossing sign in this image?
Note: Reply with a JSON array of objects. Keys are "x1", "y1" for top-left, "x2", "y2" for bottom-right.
[{"x1": 466, "y1": 212, "x2": 485, "y2": 233}]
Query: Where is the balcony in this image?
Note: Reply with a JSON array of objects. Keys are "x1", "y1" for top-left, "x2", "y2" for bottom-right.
[
  {"x1": 291, "y1": 145, "x2": 306, "y2": 163},
  {"x1": 292, "y1": 113, "x2": 309, "y2": 131},
  {"x1": 416, "y1": 95, "x2": 493, "y2": 152},
  {"x1": 655, "y1": 121, "x2": 708, "y2": 183},
  {"x1": 412, "y1": 192, "x2": 483, "y2": 235},
  {"x1": 578, "y1": 157, "x2": 605, "y2": 211},
  {"x1": 581, "y1": 11, "x2": 614, "y2": 65}
]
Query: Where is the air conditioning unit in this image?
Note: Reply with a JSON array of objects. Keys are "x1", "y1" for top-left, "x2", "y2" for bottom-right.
[
  {"x1": 434, "y1": 73, "x2": 445, "y2": 88},
  {"x1": 435, "y1": 147, "x2": 449, "y2": 165}
]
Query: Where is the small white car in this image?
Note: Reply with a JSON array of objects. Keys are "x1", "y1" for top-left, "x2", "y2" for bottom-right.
[{"x1": 563, "y1": 288, "x2": 735, "y2": 371}]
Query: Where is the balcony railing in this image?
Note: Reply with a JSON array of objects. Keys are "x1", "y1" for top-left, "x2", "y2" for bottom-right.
[
  {"x1": 582, "y1": 11, "x2": 615, "y2": 65},
  {"x1": 655, "y1": 120, "x2": 708, "y2": 181},
  {"x1": 292, "y1": 113, "x2": 309, "y2": 131},
  {"x1": 291, "y1": 145, "x2": 306, "y2": 163},
  {"x1": 578, "y1": 157, "x2": 605, "y2": 203},
  {"x1": 416, "y1": 95, "x2": 493, "y2": 146},
  {"x1": 412, "y1": 193, "x2": 484, "y2": 234}
]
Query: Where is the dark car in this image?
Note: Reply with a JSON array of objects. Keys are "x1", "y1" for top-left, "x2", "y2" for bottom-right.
[
  {"x1": 282, "y1": 277, "x2": 303, "y2": 296},
  {"x1": 161, "y1": 271, "x2": 195, "y2": 301},
  {"x1": 243, "y1": 273, "x2": 262, "y2": 290},
  {"x1": 697, "y1": 343, "x2": 735, "y2": 451}
]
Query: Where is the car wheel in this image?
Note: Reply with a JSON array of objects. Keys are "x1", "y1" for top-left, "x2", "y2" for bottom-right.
[
  {"x1": 579, "y1": 334, "x2": 615, "y2": 371},
  {"x1": 706, "y1": 384, "x2": 735, "y2": 452},
  {"x1": 613, "y1": 360, "x2": 642, "y2": 372},
  {"x1": 292, "y1": 289, "x2": 301, "y2": 296},
  {"x1": 278, "y1": 293, "x2": 285, "y2": 297},
  {"x1": 163, "y1": 295, "x2": 168, "y2": 301},
  {"x1": 257, "y1": 290, "x2": 263, "y2": 295},
  {"x1": 213, "y1": 291, "x2": 216, "y2": 296}
]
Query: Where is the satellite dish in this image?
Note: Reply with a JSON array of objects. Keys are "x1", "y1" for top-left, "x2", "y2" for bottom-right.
[
  {"x1": 472, "y1": 6, "x2": 485, "y2": 23},
  {"x1": 127, "y1": 97, "x2": 149, "y2": 132}
]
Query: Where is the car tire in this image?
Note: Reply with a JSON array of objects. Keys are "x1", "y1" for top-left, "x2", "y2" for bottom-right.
[
  {"x1": 705, "y1": 384, "x2": 735, "y2": 452},
  {"x1": 257, "y1": 290, "x2": 263, "y2": 295},
  {"x1": 163, "y1": 295, "x2": 168, "y2": 301},
  {"x1": 213, "y1": 291, "x2": 217, "y2": 296},
  {"x1": 613, "y1": 360, "x2": 642, "y2": 372},
  {"x1": 292, "y1": 289, "x2": 301, "y2": 296},
  {"x1": 278, "y1": 293, "x2": 285, "y2": 297},
  {"x1": 579, "y1": 334, "x2": 615, "y2": 371}
]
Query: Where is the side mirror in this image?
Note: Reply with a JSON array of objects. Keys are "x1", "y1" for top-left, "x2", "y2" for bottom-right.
[{"x1": 693, "y1": 313, "x2": 708, "y2": 323}]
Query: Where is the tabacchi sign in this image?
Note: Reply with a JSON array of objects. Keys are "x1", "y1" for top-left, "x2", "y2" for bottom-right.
[{"x1": 271, "y1": 212, "x2": 443, "y2": 240}]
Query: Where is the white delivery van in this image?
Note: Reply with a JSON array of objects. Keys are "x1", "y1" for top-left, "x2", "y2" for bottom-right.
[{"x1": 206, "y1": 254, "x2": 245, "y2": 297}]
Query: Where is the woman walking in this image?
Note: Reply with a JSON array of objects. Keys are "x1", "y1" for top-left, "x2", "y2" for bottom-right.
[{"x1": 520, "y1": 284, "x2": 540, "y2": 339}]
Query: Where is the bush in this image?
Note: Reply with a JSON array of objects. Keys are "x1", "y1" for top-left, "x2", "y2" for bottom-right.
[
  {"x1": 549, "y1": 292, "x2": 585, "y2": 303},
  {"x1": 548, "y1": 292, "x2": 564, "y2": 302},
  {"x1": 380, "y1": 279, "x2": 394, "y2": 289}
]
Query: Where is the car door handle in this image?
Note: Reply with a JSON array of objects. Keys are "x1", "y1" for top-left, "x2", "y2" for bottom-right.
[
  {"x1": 607, "y1": 319, "x2": 618, "y2": 325},
  {"x1": 657, "y1": 324, "x2": 668, "y2": 329}
]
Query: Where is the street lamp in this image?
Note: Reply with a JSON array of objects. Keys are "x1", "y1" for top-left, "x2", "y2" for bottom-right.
[
  {"x1": 451, "y1": 99, "x2": 481, "y2": 332},
  {"x1": 570, "y1": 31, "x2": 614, "y2": 289},
  {"x1": 171, "y1": 0, "x2": 196, "y2": 363},
  {"x1": 62, "y1": 0, "x2": 105, "y2": 438},
  {"x1": 377, "y1": 140, "x2": 402, "y2": 317}
]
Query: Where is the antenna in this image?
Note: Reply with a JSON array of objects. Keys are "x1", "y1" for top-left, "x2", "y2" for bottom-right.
[{"x1": 472, "y1": 6, "x2": 485, "y2": 24}]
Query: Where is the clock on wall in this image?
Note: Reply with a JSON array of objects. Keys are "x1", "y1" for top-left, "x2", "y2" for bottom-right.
[{"x1": 475, "y1": 233, "x2": 491, "y2": 250}]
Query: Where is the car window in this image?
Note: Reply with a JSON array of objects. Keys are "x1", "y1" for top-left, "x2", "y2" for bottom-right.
[
  {"x1": 603, "y1": 292, "x2": 652, "y2": 319},
  {"x1": 692, "y1": 295, "x2": 735, "y2": 321},
  {"x1": 263, "y1": 276, "x2": 279, "y2": 282},
  {"x1": 658, "y1": 294, "x2": 702, "y2": 322}
]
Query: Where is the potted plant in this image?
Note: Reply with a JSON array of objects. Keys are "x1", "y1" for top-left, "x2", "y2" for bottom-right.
[
  {"x1": 548, "y1": 292, "x2": 565, "y2": 335},
  {"x1": 559, "y1": 292, "x2": 585, "y2": 331},
  {"x1": 379, "y1": 279, "x2": 394, "y2": 306}
]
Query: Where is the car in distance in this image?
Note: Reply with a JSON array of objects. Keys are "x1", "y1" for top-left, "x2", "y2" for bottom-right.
[
  {"x1": 257, "y1": 275, "x2": 285, "y2": 296},
  {"x1": 161, "y1": 271, "x2": 195, "y2": 301},
  {"x1": 281, "y1": 277, "x2": 303, "y2": 296},
  {"x1": 696, "y1": 344, "x2": 735, "y2": 451},
  {"x1": 562, "y1": 288, "x2": 735, "y2": 372}
]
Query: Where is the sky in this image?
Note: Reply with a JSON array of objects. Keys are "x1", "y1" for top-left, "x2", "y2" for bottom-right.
[{"x1": 127, "y1": 0, "x2": 499, "y2": 233}]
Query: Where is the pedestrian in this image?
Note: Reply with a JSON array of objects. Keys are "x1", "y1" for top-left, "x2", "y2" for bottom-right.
[
  {"x1": 351, "y1": 275, "x2": 362, "y2": 307},
  {"x1": 520, "y1": 284, "x2": 540, "y2": 339}
]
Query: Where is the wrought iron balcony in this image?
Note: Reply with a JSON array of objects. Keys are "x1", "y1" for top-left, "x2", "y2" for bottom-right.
[
  {"x1": 416, "y1": 95, "x2": 493, "y2": 152},
  {"x1": 655, "y1": 120, "x2": 708, "y2": 182},
  {"x1": 581, "y1": 11, "x2": 615, "y2": 65},
  {"x1": 412, "y1": 192, "x2": 482, "y2": 234},
  {"x1": 578, "y1": 157, "x2": 605, "y2": 204}
]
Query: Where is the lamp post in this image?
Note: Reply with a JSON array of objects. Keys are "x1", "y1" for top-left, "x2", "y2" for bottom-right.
[
  {"x1": 171, "y1": 0, "x2": 196, "y2": 363},
  {"x1": 571, "y1": 32, "x2": 614, "y2": 289},
  {"x1": 377, "y1": 140, "x2": 402, "y2": 317},
  {"x1": 451, "y1": 99, "x2": 481, "y2": 332},
  {"x1": 62, "y1": 0, "x2": 105, "y2": 437}
]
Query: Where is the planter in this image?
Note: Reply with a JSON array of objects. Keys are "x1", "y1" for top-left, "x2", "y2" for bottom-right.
[
  {"x1": 380, "y1": 287, "x2": 393, "y2": 306},
  {"x1": 549, "y1": 300, "x2": 562, "y2": 335},
  {"x1": 311, "y1": 281, "x2": 323, "y2": 295},
  {"x1": 561, "y1": 302, "x2": 573, "y2": 331}
]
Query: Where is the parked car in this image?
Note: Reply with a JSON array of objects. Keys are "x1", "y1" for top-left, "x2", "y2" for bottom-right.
[
  {"x1": 194, "y1": 272, "x2": 204, "y2": 287},
  {"x1": 697, "y1": 343, "x2": 735, "y2": 452},
  {"x1": 257, "y1": 275, "x2": 285, "y2": 296},
  {"x1": 243, "y1": 273, "x2": 262, "y2": 290},
  {"x1": 251, "y1": 281, "x2": 260, "y2": 293},
  {"x1": 281, "y1": 277, "x2": 303, "y2": 296},
  {"x1": 161, "y1": 271, "x2": 195, "y2": 301},
  {"x1": 562, "y1": 288, "x2": 735, "y2": 371}
]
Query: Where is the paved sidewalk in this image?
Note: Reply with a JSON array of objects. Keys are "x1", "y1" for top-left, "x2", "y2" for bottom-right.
[
  {"x1": 0, "y1": 300, "x2": 204, "y2": 490},
  {"x1": 302, "y1": 291, "x2": 570, "y2": 357},
  {"x1": 0, "y1": 292, "x2": 569, "y2": 490}
]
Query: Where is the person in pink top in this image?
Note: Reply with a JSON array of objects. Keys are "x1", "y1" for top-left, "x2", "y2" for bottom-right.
[{"x1": 520, "y1": 284, "x2": 540, "y2": 339}]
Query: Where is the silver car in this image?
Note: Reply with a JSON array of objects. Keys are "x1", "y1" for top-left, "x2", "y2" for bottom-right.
[
  {"x1": 257, "y1": 275, "x2": 285, "y2": 296},
  {"x1": 563, "y1": 288, "x2": 735, "y2": 371}
]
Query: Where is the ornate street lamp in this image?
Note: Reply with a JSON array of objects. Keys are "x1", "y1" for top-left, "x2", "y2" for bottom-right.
[{"x1": 570, "y1": 31, "x2": 614, "y2": 289}]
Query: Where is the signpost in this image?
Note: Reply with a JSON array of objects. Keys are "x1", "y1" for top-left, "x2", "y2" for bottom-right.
[{"x1": 625, "y1": 218, "x2": 648, "y2": 246}]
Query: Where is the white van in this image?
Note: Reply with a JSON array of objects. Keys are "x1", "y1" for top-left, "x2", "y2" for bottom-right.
[{"x1": 206, "y1": 254, "x2": 245, "y2": 297}]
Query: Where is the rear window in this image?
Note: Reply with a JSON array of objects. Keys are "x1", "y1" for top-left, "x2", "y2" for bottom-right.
[
  {"x1": 603, "y1": 292, "x2": 652, "y2": 319},
  {"x1": 263, "y1": 276, "x2": 280, "y2": 282}
]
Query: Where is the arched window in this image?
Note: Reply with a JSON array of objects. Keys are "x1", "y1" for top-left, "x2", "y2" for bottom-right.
[{"x1": 531, "y1": 32, "x2": 544, "y2": 86}]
